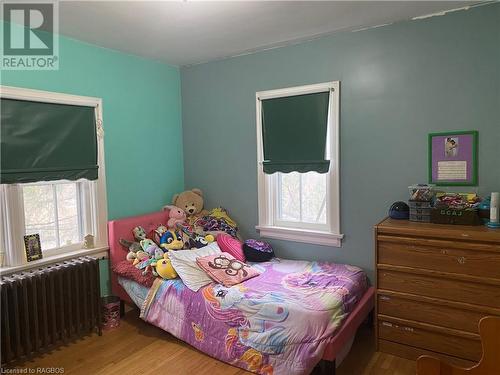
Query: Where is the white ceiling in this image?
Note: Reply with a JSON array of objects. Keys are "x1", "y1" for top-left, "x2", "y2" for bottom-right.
[{"x1": 55, "y1": 1, "x2": 475, "y2": 66}]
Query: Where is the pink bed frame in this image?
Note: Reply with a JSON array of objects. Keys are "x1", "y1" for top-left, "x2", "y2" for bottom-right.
[{"x1": 108, "y1": 210, "x2": 375, "y2": 366}]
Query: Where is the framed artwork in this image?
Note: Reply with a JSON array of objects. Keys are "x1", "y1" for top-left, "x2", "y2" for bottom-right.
[
  {"x1": 428, "y1": 130, "x2": 478, "y2": 186},
  {"x1": 24, "y1": 234, "x2": 43, "y2": 262}
]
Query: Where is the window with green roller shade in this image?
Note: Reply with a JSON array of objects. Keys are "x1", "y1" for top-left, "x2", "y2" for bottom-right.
[
  {"x1": 261, "y1": 91, "x2": 330, "y2": 174},
  {"x1": 1, "y1": 99, "x2": 98, "y2": 184}
]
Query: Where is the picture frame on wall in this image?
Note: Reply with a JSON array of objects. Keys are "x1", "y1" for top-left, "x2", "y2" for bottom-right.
[
  {"x1": 24, "y1": 234, "x2": 43, "y2": 262},
  {"x1": 428, "y1": 130, "x2": 478, "y2": 186}
]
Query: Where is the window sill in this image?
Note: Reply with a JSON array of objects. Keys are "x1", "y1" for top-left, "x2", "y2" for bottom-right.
[
  {"x1": 0, "y1": 246, "x2": 109, "y2": 276},
  {"x1": 256, "y1": 225, "x2": 344, "y2": 247}
]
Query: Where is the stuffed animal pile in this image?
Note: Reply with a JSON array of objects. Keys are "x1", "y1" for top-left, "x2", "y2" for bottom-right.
[
  {"x1": 119, "y1": 188, "x2": 241, "y2": 280},
  {"x1": 119, "y1": 223, "x2": 179, "y2": 280}
]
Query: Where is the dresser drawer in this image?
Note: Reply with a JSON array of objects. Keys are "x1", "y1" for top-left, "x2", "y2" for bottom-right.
[
  {"x1": 378, "y1": 339, "x2": 475, "y2": 367},
  {"x1": 377, "y1": 293, "x2": 488, "y2": 333},
  {"x1": 378, "y1": 269, "x2": 500, "y2": 308},
  {"x1": 378, "y1": 240, "x2": 500, "y2": 279},
  {"x1": 378, "y1": 320, "x2": 481, "y2": 361}
]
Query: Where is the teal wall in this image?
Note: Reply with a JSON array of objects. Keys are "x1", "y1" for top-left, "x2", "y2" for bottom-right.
[
  {"x1": 2, "y1": 5, "x2": 499, "y2": 286},
  {"x1": 1, "y1": 29, "x2": 184, "y2": 295},
  {"x1": 1, "y1": 31, "x2": 184, "y2": 220},
  {"x1": 99, "y1": 259, "x2": 111, "y2": 297},
  {"x1": 181, "y1": 4, "x2": 500, "y2": 281}
]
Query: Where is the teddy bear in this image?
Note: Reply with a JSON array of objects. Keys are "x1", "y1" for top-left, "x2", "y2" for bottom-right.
[
  {"x1": 172, "y1": 188, "x2": 207, "y2": 217},
  {"x1": 162, "y1": 205, "x2": 187, "y2": 228}
]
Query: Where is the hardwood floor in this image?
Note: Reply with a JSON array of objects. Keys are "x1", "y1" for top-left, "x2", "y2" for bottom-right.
[
  {"x1": 336, "y1": 325, "x2": 416, "y2": 375},
  {"x1": 14, "y1": 310, "x2": 416, "y2": 375}
]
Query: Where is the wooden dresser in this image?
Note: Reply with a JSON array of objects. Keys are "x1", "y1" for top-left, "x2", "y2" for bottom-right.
[{"x1": 375, "y1": 218, "x2": 500, "y2": 366}]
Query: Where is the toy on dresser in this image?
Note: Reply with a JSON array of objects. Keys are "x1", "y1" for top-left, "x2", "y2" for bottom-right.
[
  {"x1": 388, "y1": 202, "x2": 410, "y2": 220},
  {"x1": 431, "y1": 193, "x2": 481, "y2": 225},
  {"x1": 408, "y1": 184, "x2": 435, "y2": 223},
  {"x1": 487, "y1": 192, "x2": 500, "y2": 228}
]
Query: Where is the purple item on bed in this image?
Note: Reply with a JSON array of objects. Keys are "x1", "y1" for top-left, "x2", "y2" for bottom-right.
[
  {"x1": 243, "y1": 239, "x2": 274, "y2": 262},
  {"x1": 140, "y1": 258, "x2": 368, "y2": 374}
]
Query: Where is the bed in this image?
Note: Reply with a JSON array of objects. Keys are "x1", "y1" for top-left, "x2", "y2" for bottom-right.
[{"x1": 109, "y1": 210, "x2": 375, "y2": 375}]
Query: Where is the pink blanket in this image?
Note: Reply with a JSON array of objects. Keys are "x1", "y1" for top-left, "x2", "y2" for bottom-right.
[{"x1": 141, "y1": 258, "x2": 367, "y2": 374}]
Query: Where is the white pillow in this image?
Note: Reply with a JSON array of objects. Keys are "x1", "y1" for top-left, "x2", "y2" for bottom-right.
[{"x1": 168, "y1": 242, "x2": 221, "y2": 292}]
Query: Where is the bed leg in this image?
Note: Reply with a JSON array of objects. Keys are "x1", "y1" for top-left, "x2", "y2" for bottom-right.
[
  {"x1": 120, "y1": 299, "x2": 125, "y2": 317},
  {"x1": 318, "y1": 359, "x2": 336, "y2": 375},
  {"x1": 365, "y1": 308, "x2": 374, "y2": 327}
]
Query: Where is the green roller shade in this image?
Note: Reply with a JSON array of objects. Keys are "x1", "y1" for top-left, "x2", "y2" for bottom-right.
[
  {"x1": 1, "y1": 99, "x2": 98, "y2": 184},
  {"x1": 261, "y1": 91, "x2": 330, "y2": 174}
]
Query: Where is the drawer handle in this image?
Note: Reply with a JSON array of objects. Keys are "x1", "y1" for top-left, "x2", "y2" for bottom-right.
[
  {"x1": 380, "y1": 296, "x2": 391, "y2": 301},
  {"x1": 457, "y1": 256, "x2": 466, "y2": 264}
]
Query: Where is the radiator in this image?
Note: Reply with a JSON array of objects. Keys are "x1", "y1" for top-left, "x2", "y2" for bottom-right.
[{"x1": 0, "y1": 256, "x2": 102, "y2": 366}]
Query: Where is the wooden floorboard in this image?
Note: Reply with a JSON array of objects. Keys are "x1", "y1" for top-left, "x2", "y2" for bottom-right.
[
  {"x1": 13, "y1": 310, "x2": 415, "y2": 374},
  {"x1": 336, "y1": 325, "x2": 416, "y2": 375}
]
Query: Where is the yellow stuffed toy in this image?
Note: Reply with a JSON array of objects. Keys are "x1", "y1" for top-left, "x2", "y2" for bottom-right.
[
  {"x1": 152, "y1": 254, "x2": 177, "y2": 279},
  {"x1": 208, "y1": 207, "x2": 237, "y2": 228}
]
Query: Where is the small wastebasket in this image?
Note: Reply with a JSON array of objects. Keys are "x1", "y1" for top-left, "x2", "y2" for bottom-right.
[{"x1": 102, "y1": 296, "x2": 120, "y2": 330}]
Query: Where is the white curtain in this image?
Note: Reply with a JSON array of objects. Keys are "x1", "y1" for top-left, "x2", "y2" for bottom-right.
[{"x1": 0, "y1": 184, "x2": 26, "y2": 267}]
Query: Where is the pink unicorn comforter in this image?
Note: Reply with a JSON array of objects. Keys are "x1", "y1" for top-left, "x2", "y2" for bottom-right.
[{"x1": 140, "y1": 258, "x2": 367, "y2": 374}]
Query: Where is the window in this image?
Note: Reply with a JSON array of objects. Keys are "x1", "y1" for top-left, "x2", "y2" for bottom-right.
[
  {"x1": 255, "y1": 82, "x2": 343, "y2": 247},
  {"x1": 22, "y1": 179, "x2": 103, "y2": 255},
  {"x1": 275, "y1": 171, "x2": 327, "y2": 229},
  {"x1": 0, "y1": 86, "x2": 108, "y2": 268},
  {"x1": 2, "y1": 179, "x2": 100, "y2": 261},
  {"x1": 23, "y1": 181, "x2": 83, "y2": 250}
]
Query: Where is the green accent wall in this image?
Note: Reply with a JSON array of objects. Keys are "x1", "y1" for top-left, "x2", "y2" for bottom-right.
[
  {"x1": 99, "y1": 259, "x2": 111, "y2": 297},
  {"x1": 181, "y1": 4, "x2": 500, "y2": 281},
  {"x1": 1, "y1": 28, "x2": 184, "y2": 295},
  {"x1": 1, "y1": 29, "x2": 184, "y2": 220}
]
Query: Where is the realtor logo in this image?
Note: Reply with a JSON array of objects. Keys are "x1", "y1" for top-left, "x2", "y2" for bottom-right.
[{"x1": 1, "y1": 1, "x2": 59, "y2": 70}]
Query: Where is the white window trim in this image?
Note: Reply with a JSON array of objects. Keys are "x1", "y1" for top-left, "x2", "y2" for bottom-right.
[
  {"x1": 0, "y1": 85, "x2": 109, "y2": 271},
  {"x1": 255, "y1": 81, "x2": 343, "y2": 247},
  {"x1": 0, "y1": 246, "x2": 109, "y2": 276}
]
